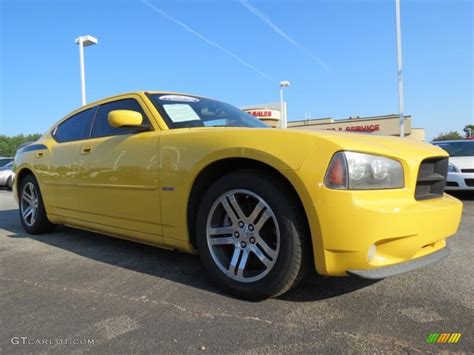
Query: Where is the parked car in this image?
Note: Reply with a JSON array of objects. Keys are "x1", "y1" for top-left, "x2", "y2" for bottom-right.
[
  {"x1": 0, "y1": 161, "x2": 15, "y2": 190},
  {"x1": 433, "y1": 140, "x2": 474, "y2": 191},
  {"x1": 13, "y1": 91, "x2": 463, "y2": 299},
  {"x1": 0, "y1": 157, "x2": 14, "y2": 167}
]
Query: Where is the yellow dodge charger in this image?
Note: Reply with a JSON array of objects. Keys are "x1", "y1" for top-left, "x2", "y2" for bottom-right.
[{"x1": 13, "y1": 92, "x2": 463, "y2": 300}]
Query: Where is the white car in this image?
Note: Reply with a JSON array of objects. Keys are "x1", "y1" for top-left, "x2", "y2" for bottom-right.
[
  {"x1": 0, "y1": 161, "x2": 15, "y2": 190},
  {"x1": 434, "y1": 140, "x2": 474, "y2": 191}
]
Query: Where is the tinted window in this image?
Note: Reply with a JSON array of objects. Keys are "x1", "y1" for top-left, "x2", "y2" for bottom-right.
[
  {"x1": 91, "y1": 99, "x2": 150, "y2": 138},
  {"x1": 54, "y1": 108, "x2": 95, "y2": 143}
]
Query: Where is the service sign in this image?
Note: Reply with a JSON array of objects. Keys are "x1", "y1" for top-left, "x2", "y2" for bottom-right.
[{"x1": 327, "y1": 124, "x2": 381, "y2": 133}]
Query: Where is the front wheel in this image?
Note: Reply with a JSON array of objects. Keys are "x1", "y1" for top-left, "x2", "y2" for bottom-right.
[
  {"x1": 19, "y1": 175, "x2": 56, "y2": 234},
  {"x1": 196, "y1": 170, "x2": 309, "y2": 300}
]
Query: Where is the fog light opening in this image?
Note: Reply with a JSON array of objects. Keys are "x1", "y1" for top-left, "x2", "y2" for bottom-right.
[{"x1": 368, "y1": 244, "x2": 377, "y2": 262}]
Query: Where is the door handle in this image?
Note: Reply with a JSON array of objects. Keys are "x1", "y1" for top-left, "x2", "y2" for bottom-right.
[{"x1": 81, "y1": 146, "x2": 92, "y2": 155}]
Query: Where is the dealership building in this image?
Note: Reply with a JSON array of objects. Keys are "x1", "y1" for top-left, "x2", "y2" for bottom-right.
[{"x1": 242, "y1": 103, "x2": 426, "y2": 141}]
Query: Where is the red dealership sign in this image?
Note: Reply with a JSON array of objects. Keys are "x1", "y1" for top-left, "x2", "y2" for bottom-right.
[
  {"x1": 248, "y1": 111, "x2": 273, "y2": 117},
  {"x1": 244, "y1": 109, "x2": 280, "y2": 119},
  {"x1": 327, "y1": 124, "x2": 381, "y2": 133}
]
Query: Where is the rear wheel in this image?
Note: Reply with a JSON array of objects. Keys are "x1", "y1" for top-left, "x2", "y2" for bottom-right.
[
  {"x1": 196, "y1": 170, "x2": 309, "y2": 300},
  {"x1": 19, "y1": 175, "x2": 56, "y2": 234}
]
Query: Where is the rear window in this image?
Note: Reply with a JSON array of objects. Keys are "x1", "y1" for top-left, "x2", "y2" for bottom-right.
[{"x1": 54, "y1": 108, "x2": 96, "y2": 143}]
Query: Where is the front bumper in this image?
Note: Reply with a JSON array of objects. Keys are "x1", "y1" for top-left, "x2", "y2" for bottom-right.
[
  {"x1": 308, "y1": 188, "x2": 463, "y2": 277},
  {"x1": 291, "y1": 137, "x2": 464, "y2": 278},
  {"x1": 445, "y1": 172, "x2": 474, "y2": 190},
  {"x1": 348, "y1": 245, "x2": 450, "y2": 279}
]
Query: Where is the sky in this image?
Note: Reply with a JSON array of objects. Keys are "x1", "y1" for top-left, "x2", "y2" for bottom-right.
[{"x1": 0, "y1": 0, "x2": 472, "y2": 140}]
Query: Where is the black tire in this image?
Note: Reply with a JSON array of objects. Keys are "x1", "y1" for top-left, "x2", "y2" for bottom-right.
[
  {"x1": 19, "y1": 174, "x2": 56, "y2": 234},
  {"x1": 196, "y1": 170, "x2": 309, "y2": 300}
]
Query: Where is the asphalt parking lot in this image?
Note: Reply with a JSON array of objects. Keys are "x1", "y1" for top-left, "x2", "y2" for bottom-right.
[{"x1": 0, "y1": 189, "x2": 472, "y2": 353}]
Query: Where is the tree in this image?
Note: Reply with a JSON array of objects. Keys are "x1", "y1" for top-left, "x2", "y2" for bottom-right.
[
  {"x1": 463, "y1": 124, "x2": 474, "y2": 138},
  {"x1": 432, "y1": 131, "x2": 464, "y2": 142},
  {"x1": 0, "y1": 134, "x2": 42, "y2": 157}
]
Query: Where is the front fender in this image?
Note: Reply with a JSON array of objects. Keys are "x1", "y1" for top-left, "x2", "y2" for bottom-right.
[{"x1": 157, "y1": 129, "x2": 318, "y2": 247}]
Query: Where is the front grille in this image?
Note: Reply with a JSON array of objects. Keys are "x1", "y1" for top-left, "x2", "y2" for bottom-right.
[
  {"x1": 415, "y1": 157, "x2": 448, "y2": 200},
  {"x1": 461, "y1": 169, "x2": 474, "y2": 173},
  {"x1": 466, "y1": 179, "x2": 474, "y2": 187}
]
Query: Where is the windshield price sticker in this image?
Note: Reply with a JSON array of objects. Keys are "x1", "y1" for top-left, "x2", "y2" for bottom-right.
[{"x1": 163, "y1": 104, "x2": 201, "y2": 123}]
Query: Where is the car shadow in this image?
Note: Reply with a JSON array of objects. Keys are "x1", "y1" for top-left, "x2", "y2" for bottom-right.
[
  {"x1": 1, "y1": 208, "x2": 377, "y2": 302},
  {"x1": 277, "y1": 275, "x2": 379, "y2": 302}
]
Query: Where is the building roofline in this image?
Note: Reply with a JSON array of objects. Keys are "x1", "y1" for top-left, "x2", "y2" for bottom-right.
[{"x1": 289, "y1": 114, "x2": 412, "y2": 126}]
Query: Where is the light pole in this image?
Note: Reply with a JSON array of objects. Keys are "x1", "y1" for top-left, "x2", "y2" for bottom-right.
[
  {"x1": 279, "y1": 80, "x2": 290, "y2": 128},
  {"x1": 75, "y1": 35, "x2": 98, "y2": 106},
  {"x1": 395, "y1": 0, "x2": 405, "y2": 138}
]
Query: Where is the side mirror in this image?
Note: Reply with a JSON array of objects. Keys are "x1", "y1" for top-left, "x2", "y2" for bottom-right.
[{"x1": 108, "y1": 110, "x2": 150, "y2": 131}]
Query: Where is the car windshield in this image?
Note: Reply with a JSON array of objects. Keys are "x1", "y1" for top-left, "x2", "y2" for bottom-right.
[
  {"x1": 434, "y1": 141, "x2": 474, "y2": 157},
  {"x1": 147, "y1": 93, "x2": 269, "y2": 129}
]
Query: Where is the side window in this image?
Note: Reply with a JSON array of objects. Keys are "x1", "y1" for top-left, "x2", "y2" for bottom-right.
[
  {"x1": 90, "y1": 99, "x2": 150, "y2": 139},
  {"x1": 53, "y1": 108, "x2": 96, "y2": 143}
]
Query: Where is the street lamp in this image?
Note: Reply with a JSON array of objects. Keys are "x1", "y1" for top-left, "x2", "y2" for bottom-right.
[
  {"x1": 75, "y1": 35, "x2": 98, "y2": 106},
  {"x1": 279, "y1": 80, "x2": 290, "y2": 129},
  {"x1": 395, "y1": 0, "x2": 405, "y2": 138}
]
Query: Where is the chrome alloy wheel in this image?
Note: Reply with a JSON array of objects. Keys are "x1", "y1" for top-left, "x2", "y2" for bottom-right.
[
  {"x1": 206, "y1": 189, "x2": 280, "y2": 283},
  {"x1": 21, "y1": 182, "x2": 39, "y2": 227}
]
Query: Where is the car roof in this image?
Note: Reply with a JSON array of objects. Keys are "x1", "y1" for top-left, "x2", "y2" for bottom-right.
[
  {"x1": 83, "y1": 91, "x2": 209, "y2": 108},
  {"x1": 56, "y1": 91, "x2": 218, "y2": 129},
  {"x1": 62, "y1": 91, "x2": 211, "y2": 121}
]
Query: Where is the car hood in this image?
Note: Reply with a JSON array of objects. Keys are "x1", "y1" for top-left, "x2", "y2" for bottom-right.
[
  {"x1": 297, "y1": 129, "x2": 445, "y2": 158},
  {"x1": 449, "y1": 156, "x2": 474, "y2": 169},
  {"x1": 171, "y1": 127, "x2": 447, "y2": 170}
]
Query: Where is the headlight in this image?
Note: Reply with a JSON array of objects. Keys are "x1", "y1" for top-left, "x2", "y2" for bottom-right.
[
  {"x1": 324, "y1": 151, "x2": 404, "y2": 190},
  {"x1": 448, "y1": 163, "x2": 459, "y2": 173}
]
